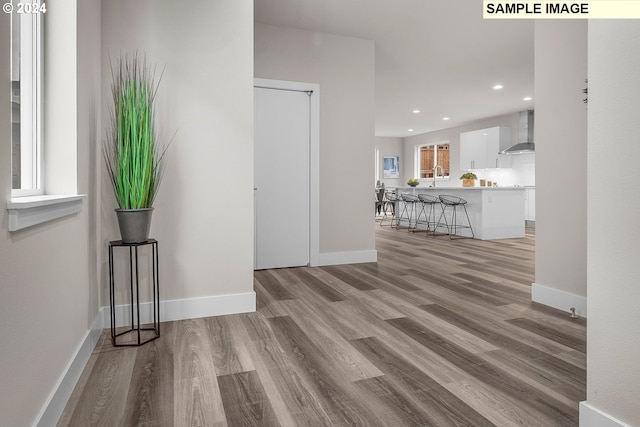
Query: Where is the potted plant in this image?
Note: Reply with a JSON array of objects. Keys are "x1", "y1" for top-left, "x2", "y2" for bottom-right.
[
  {"x1": 104, "y1": 53, "x2": 169, "y2": 243},
  {"x1": 460, "y1": 172, "x2": 477, "y2": 187},
  {"x1": 407, "y1": 178, "x2": 419, "y2": 187}
]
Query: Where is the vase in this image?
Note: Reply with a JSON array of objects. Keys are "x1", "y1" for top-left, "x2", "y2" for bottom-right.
[
  {"x1": 462, "y1": 179, "x2": 475, "y2": 187},
  {"x1": 115, "y1": 208, "x2": 154, "y2": 243}
]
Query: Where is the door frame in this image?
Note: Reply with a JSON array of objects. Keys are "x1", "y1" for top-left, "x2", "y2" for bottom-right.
[{"x1": 254, "y1": 78, "x2": 320, "y2": 267}]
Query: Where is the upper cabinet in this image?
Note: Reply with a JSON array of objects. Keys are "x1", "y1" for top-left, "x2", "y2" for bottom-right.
[{"x1": 459, "y1": 126, "x2": 512, "y2": 169}]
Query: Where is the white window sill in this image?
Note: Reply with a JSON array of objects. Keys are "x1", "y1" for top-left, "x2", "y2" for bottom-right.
[{"x1": 7, "y1": 194, "x2": 86, "y2": 232}]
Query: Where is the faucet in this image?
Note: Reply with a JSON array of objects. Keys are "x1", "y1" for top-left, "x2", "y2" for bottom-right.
[{"x1": 432, "y1": 165, "x2": 444, "y2": 187}]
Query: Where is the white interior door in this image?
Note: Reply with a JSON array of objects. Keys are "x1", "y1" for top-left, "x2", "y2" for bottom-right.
[{"x1": 254, "y1": 86, "x2": 310, "y2": 270}]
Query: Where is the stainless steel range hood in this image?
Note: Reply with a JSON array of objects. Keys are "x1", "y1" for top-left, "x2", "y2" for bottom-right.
[{"x1": 501, "y1": 110, "x2": 534, "y2": 154}]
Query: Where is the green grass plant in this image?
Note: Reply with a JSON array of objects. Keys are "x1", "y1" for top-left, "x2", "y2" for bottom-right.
[{"x1": 105, "y1": 53, "x2": 168, "y2": 209}]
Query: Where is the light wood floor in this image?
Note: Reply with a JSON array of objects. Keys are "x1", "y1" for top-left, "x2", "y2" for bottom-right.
[{"x1": 58, "y1": 224, "x2": 586, "y2": 426}]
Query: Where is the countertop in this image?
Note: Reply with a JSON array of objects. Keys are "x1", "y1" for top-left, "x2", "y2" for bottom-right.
[{"x1": 396, "y1": 186, "x2": 526, "y2": 191}]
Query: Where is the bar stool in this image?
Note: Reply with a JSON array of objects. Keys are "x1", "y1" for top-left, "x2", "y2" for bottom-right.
[
  {"x1": 380, "y1": 191, "x2": 398, "y2": 227},
  {"x1": 436, "y1": 195, "x2": 474, "y2": 239},
  {"x1": 398, "y1": 193, "x2": 419, "y2": 230},
  {"x1": 415, "y1": 194, "x2": 441, "y2": 234},
  {"x1": 374, "y1": 188, "x2": 385, "y2": 219}
]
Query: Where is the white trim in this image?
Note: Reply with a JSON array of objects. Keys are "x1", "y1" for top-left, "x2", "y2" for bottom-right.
[
  {"x1": 7, "y1": 194, "x2": 86, "y2": 231},
  {"x1": 14, "y1": 6, "x2": 44, "y2": 195},
  {"x1": 33, "y1": 311, "x2": 103, "y2": 427},
  {"x1": 35, "y1": 292, "x2": 255, "y2": 426},
  {"x1": 253, "y1": 78, "x2": 320, "y2": 267},
  {"x1": 309, "y1": 86, "x2": 320, "y2": 267},
  {"x1": 531, "y1": 282, "x2": 587, "y2": 317},
  {"x1": 580, "y1": 402, "x2": 633, "y2": 427},
  {"x1": 414, "y1": 141, "x2": 451, "y2": 180},
  {"x1": 104, "y1": 291, "x2": 257, "y2": 327},
  {"x1": 317, "y1": 250, "x2": 378, "y2": 266}
]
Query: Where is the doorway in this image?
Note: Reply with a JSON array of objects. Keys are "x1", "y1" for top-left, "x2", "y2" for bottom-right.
[{"x1": 254, "y1": 79, "x2": 319, "y2": 269}]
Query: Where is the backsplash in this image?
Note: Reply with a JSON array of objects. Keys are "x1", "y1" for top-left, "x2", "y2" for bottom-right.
[{"x1": 473, "y1": 153, "x2": 535, "y2": 187}]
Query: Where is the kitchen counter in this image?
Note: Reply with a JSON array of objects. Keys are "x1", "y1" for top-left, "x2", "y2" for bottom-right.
[
  {"x1": 395, "y1": 186, "x2": 525, "y2": 239},
  {"x1": 396, "y1": 185, "x2": 535, "y2": 193}
]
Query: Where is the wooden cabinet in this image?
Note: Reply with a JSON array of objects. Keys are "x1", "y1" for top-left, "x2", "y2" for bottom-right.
[{"x1": 459, "y1": 126, "x2": 512, "y2": 170}]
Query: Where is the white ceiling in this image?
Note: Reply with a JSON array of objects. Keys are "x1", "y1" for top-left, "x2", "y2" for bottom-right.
[{"x1": 254, "y1": 0, "x2": 535, "y2": 137}]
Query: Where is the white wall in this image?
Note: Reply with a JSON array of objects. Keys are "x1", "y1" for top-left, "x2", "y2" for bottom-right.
[
  {"x1": 0, "y1": 1, "x2": 100, "y2": 425},
  {"x1": 582, "y1": 21, "x2": 640, "y2": 427},
  {"x1": 78, "y1": 0, "x2": 102, "y2": 327},
  {"x1": 254, "y1": 23, "x2": 376, "y2": 257},
  {"x1": 0, "y1": 1, "x2": 254, "y2": 424},
  {"x1": 533, "y1": 21, "x2": 588, "y2": 314},
  {"x1": 403, "y1": 112, "x2": 533, "y2": 187},
  {"x1": 101, "y1": 0, "x2": 255, "y2": 302},
  {"x1": 375, "y1": 136, "x2": 403, "y2": 188}
]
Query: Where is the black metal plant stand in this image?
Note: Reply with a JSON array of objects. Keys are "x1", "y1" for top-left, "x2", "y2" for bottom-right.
[{"x1": 108, "y1": 239, "x2": 160, "y2": 346}]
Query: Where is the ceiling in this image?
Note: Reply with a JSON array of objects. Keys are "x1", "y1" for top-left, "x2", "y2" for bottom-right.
[{"x1": 254, "y1": 0, "x2": 535, "y2": 138}]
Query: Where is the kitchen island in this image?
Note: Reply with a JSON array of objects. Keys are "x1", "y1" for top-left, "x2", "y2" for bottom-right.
[{"x1": 395, "y1": 186, "x2": 525, "y2": 240}]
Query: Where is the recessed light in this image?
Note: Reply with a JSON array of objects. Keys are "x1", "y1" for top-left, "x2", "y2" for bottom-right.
[
  {"x1": 493, "y1": 84, "x2": 503, "y2": 90},
  {"x1": 408, "y1": 129, "x2": 414, "y2": 132},
  {"x1": 412, "y1": 109, "x2": 420, "y2": 114},
  {"x1": 442, "y1": 117, "x2": 450, "y2": 121},
  {"x1": 523, "y1": 96, "x2": 532, "y2": 101}
]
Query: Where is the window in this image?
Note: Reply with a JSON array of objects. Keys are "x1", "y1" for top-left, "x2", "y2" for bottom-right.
[
  {"x1": 416, "y1": 143, "x2": 450, "y2": 179},
  {"x1": 6, "y1": 2, "x2": 85, "y2": 232},
  {"x1": 11, "y1": 1, "x2": 45, "y2": 196}
]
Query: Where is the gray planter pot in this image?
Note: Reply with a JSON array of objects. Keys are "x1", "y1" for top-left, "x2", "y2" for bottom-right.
[{"x1": 115, "y1": 208, "x2": 154, "y2": 243}]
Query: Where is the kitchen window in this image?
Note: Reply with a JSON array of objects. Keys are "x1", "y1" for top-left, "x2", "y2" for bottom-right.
[
  {"x1": 416, "y1": 142, "x2": 450, "y2": 179},
  {"x1": 11, "y1": 2, "x2": 44, "y2": 197}
]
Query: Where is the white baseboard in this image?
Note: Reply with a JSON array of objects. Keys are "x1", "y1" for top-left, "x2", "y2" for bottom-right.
[
  {"x1": 35, "y1": 291, "x2": 256, "y2": 427},
  {"x1": 531, "y1": 282, "x2": 587, "y2": 317},
  {"x1": 33, "y1": 312, "x2": 103, "y2": 427},
  {"x1": 103, "y1": 291, "x2": 256, "y2": 327},
  {"x1": 580, "y1": 402, "x2": 633, "y2": 427},
  {"x1": 315, "y1": 249, "x2": 377, "y2": 266}
]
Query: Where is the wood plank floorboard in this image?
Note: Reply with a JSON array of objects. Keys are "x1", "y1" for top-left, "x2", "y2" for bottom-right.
[
  {"x1": 61, "y1": 345, "x2": 138, "y2": 426},
  {"x1": 385, "y1": 317, "x2": 577, "y2": 424},
  {"x1": 59, "y1": 224, "x2": 585, "y2": 426},
  {"x1": 451, "y1": 272, "x2": 532, "y2": 300},
  {"x1": 254, "y1": 269, "x2": 295, "y2": 301},
  {"x1": 457, "y1": 261, "x2": 533, "y2": 284},
  {"x1": 419, "y1": 304, "x2": 586, "y2": 398},
  {"x1": 267, "y1": 315, "x2": 383, "y2": 426},
  {"x1": 217, "y1": 370, "x2": 280, "y2": 427},
  {"x1": 352, "y1": 336, "x2": 497, "y2": 427},
  {"x1": 172, "y1": 318, "x2": 227, "y2": 426},
  {"x1": 319, "y1": 265, "x2": 378, "y2": 291},
  {"x1": 506, "y1": 317, "x2": 587, "y2": 353},
  {"x1": 285, "y1": 267, "x2": 348, "y2": 302},
  {"x1": 352, "y1": 263, "x2": 424, "y2": 292},
  {"x1": 122, "y1": 325, "x2": 175, "y2": 426}
]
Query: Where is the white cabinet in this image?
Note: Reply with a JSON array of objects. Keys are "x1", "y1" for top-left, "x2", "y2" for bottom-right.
[
  {"x1": 487, "y1": 127, "x2": 512, "y2": 169},
  {"x1": 459, "y1": 126, "x2": 512, "y2": 169},
  {"x1": 459, "y1": 131, "x2": 483, "y2": 170},
  {"x1": 524, "y1": 187, "x2": 535, "y2": 221}
]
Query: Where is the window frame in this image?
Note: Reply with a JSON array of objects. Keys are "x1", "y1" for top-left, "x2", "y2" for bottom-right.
[
  {"x1": 11, "y1": 4, "x2": 44, "y2": 197},
  {"x1": 6, "y1": 1, "x2": 87, "y2": 233},
  {"x1": 414, "y1": 142, "x2": 450, "y2": 181}
]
